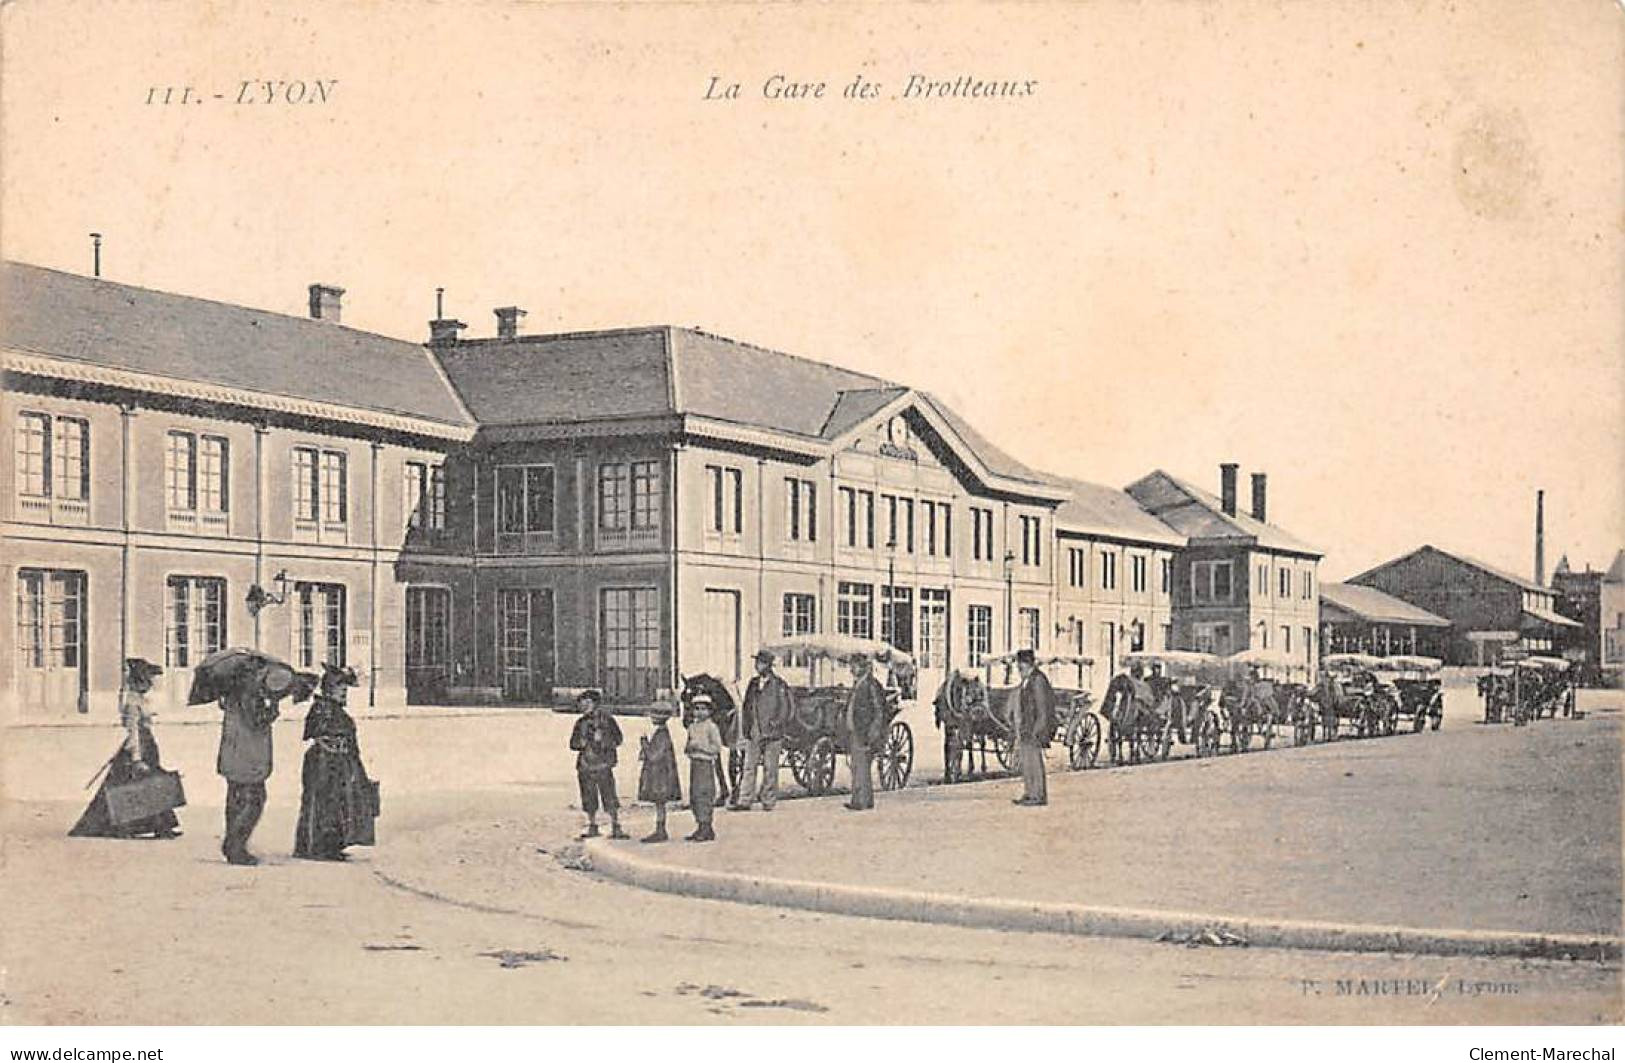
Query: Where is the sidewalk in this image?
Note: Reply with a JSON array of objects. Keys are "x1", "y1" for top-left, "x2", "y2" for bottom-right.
[{"x1": 582, "y1": 713, "x2": 1623, "y2": 946}]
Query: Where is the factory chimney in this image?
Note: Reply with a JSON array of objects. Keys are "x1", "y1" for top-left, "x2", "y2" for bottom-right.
[{"x1": 1535, "y1": 489, "x2": 1546, "y2": 586}]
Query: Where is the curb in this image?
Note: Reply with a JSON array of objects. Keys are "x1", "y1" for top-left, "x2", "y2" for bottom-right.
[{"x1": 584, "y1": 839, "x2": 1622, "y2": 963}]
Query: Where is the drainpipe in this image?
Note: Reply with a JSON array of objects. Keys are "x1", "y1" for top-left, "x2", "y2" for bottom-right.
[
  {"x1": 253, "y1": 425, "x2": 267, "y2": 650},
  {"x1": 669, "y1": 444, "x2": 681, "y2": 691},
  {"x1": 369, "y1": 441, "x2": 380, "y2": 707},
  {"x1": 117, "y1": 404, "x2": 135, "y2": 714}
]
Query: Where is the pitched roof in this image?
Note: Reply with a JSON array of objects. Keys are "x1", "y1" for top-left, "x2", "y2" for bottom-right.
[
  {"x1": 435, "y1": 325, "x2": 1062, "y2": 494},
  {"x1": 1606, "y1": 549, "x2": 1625, "y2": 583},
  {"x1": 1352, "y1": 545, "x2": 1548, "y2": 594},
  {"x1": 0, "y1": 260, "x2": 473, "y2": 431},
  {"x1": 1053, "y1": 477, "x2": 1185, "y2": 547},
  {"x1": 1124, "y1": 469, "x2": 1322, "y2": 556},
  {"x1": 1320, "y1": 582, "x2": 1450, "y2": 627}
]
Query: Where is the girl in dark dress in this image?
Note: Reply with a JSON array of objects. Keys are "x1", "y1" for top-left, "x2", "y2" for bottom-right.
[
  {"x1": 70, "y1": 658, "x2": 181, "y2": 840},
  {"x1": 293, "y1": 664, "x2": 376, "y2": 861}
]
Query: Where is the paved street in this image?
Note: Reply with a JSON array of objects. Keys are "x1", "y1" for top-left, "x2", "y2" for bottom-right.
[{"x1": 2, "y1": 685, "x2": 1620, "y2": 1024}]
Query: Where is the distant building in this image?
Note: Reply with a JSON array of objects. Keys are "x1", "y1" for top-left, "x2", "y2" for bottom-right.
[
  {"x1": 1051, "y1": 477, "x2": 1184, "y2": 687},
  {"x1": 1125, "y1": 464, "x2": 1322, "y2": 674},
  {"x1": 1553, "y1": 551, "x2": 1625, "y2": 686},
  {"x1": 1319, "y1": 582, "x2": 1449, "y2": 657},
  {"x1": 1349, "y1": 545, "x2": 1581, "y2": 666}
]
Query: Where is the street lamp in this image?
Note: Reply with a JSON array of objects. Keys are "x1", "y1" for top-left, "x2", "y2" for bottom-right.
[
  {"x1": 246, "y1": 569, "x2": 289, "y2": 617},
  {"x1": 1002, "y1": 549, "x2": 1015, "y2": 653},
  {"x1": 886, "y1": 536, "x2": 898, "y2": 648}
]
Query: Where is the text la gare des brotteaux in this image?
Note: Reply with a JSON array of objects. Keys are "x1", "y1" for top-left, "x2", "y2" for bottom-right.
[{"x1": 705, "y1": 73, "x2": 1038, "y2": 102}]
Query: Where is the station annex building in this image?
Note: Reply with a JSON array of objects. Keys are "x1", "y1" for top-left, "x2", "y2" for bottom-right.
[{"x1": 1, "y1": 260, "x2": 1322, "y2": 719}]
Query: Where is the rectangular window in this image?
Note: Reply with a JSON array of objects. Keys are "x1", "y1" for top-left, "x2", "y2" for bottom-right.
[
  {"x1": 1303, "y1": 571, "x2": 1314, "y2": 599},
  {"x1": 320, "y1": 451, "x2": 347, "y2": 524},
  {"x1": 880, "y1": 585, "x2": 913, "y2": 651},
  {"x1": 1279, "y1": 566, "x2": 1292, "y2": 598},
  {"x1": 1018, "y1": 607, "x2": 1040, "y2": 652},
  {"x1": 1068, "y1": 548, "x2": 1086, "y2": 588},
  {"x1": 901, "y1": 498, "x2": 915, "y2": 553},
  {"x1": 1100, "y1": 551, "x2": 1118, "y2": 591},
  {"x1": 1129, "y1": 619, "x2": 1146, "y2": 652},
  {"x1": 1131, "y1": 555, "x2": 1148, "y2": 593},
  {"x1": 861, "y1": 490, "x2": 875, "y2": 549},
  {"x1": 293, "y1": 447, "x2": 321, "y2": 522},
  {"x1": 199, "y1": 436, "x2": 228, "y2": 514},
  {"x1": 16, "y1": 568, "x2": 85, "y2": 674},
  {"x1": 405, "y1": 586, "x2": 451, "y2": 670},
  {"x1": 924, "y1": 500, "x2": 938, "y2": 555},
  {"x1": 837, "y1": 581, "x2": 873, "y2": 639},
  {"x1": 919, "y1": 588, "x2": 949, "y2": 668},
  {"x1": 1192, "y1": 560, "x2": 1234, "y2": 604},
  {"x1": 294, "y1": 582, "x2": 346, "y2": 670},
  {"x1": 840, "y1": 486, "x2": 857, "y2": 546},
  {"x1": 1258, "y1": 563, "x2": 1270, "y2": 597},
  {"x1": 1019, "y1": 515, "x2": 1042, "y2": 566},
  {"x1": 785, "y1": 478, "x2": 817, "y2": 542},
  {"x1": 967, "y1": 604, "x2": 993, "y2": 667},
  {"x1": 782, "y1": 592, "x2": 817, "y2": 638},
  {"x1": 707, "y1": 465, "x2": 724, "y2": 533},
  {"x1": 1193, "y1": 621, "x2": 1233, "y2": 655},
  {"x1": 705, "y1": 464, "x2": 743, "y2": 534},
  {"x1": 407, "y1": 461, "x2": 449, "y2": 532},
  {"x1": 166, "y1": 431, "x2": 196, "y2": 510},
  {"x1": 1161, "y1": 557, "x2": 1172, "y2": 594},
  {"x1": 165, "y1": 576, "x2": 226, "y2": 669},
  {"x1": 939, "y1": 503, "x2": 952, "y2": 558},
  {"x1": 971, "y1": 506, "x2": 995, "y2": 561},
  {"x1": 1280, "y1": 625, "x2": 1293, "y2": 654},
  {"x1": 15, "y1": 413, "x2": 89, "y2": 505},
  {"x1": 15, "y1": 413, "x2": 49, "y2": 498},
  {"x1": 1161, "y1": 623, "x2": 1174, "y2": 650},
  {"x1": 1303, "y1": 626, "x2": 1314, "y2": 662},
  {"x1": 600, "y1": 461, "x2": 663, "y2": 537},
  {"x1": 884, "y1": 494, "x2": 898, "y2": 548},
  {"x1": 599, "y1": 462, "x2": 629, "y2": 531}
]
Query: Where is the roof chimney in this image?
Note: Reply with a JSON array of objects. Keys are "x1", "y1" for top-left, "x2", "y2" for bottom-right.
[
  {"x1": 1250, "y1": 472, "x2": 1268, "y2": 523},
  {"x1": 429, "y1": 318, "x2": 467, "y2": 345},
  {"x1": 494, "y1": 306, "x2": 527, "y2": 341},
  {"x1": 1220, "y1": 463, "x2": 1239, "y2": 517},
  {"x1": 308, "y1": 283, "x2": 344, "y2": 324},
  {"x1": 1535, "y1": 489, "x2": 1545, "y2": 586}
]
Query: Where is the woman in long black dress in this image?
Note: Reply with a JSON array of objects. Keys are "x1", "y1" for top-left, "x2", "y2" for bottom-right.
[
  {"x1": 70, "y1": 658, "x2": 181, "y2": 839},
  {"x1": 293, "y1": 663, "x2": 376, "y2": 861}
]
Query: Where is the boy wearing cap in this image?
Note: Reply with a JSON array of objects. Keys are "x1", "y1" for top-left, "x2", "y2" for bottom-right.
[
  {"x1": 637, "y1": 702, "x2": 681, "y2": 842},
  {"x1": 570, "y1": 689, "x2": 627, "y2": 839},
  {"x1": 732, "y1": 649, "x2": 791, "y2": 811},
  {"x1": 683, "y1": 696, "x2": 722, "y2": 841}
]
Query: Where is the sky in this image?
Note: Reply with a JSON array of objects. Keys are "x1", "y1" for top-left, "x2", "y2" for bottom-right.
[{"x1": 2, "y1": 0, "x2": 1620, "y2": 581}]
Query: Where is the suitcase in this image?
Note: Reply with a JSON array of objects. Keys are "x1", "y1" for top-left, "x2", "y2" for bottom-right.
[{"x1": 105, "y1": 770, "x2": 186, "y2": 826}]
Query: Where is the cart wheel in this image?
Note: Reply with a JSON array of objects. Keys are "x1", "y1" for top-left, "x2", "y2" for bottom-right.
[
  {"x1": 1196, "y1": 713, "x2": 1220, "y2": 757},
  {"x1": 727, "y1": 747, "x2": 746, "y2": 794},
  {"x1": 1411, "y1": 708, "x2": 1427, "y2": 733},
  {"x1": 877, "y1": 721, "x2": 913, "y2": 791},
  {"x1": 804, "y1": 736, "x2": 837, "y2": 795},
  {"x1": 992, "y1": 730, "x2": 1016, "y2": 773},
  {"x1": 1068, "y1": 713, "x2": 1101, "y2": 770},
  {"x1": 786, "y1": 744, "x2": 810, "y2": 788}
]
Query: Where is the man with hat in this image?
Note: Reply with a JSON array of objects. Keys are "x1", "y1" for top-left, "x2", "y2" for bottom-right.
[
  {"x1": 1013, "y1": 648, "x2": 1057, "y2": 807},
  {"x1": 843, "y1": 653, "x2": 886, "y2": 811},
  {"x1": 732, "y1": 649, "x2": 791, "y2": 811},
  {"x1": 569, "y1": 689, "x2": 627, "y2": 840},
  {"x1": 217, "y1": 660, "x2": 296, "y2": 865}
]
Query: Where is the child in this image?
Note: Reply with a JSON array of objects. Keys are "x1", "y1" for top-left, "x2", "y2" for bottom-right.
[
  {"x1": 569, "y1": 689, "x2": 627, "y2": 839},
  {"x1": 683, "y1": 694, "x2": 723, "y2": 842},
  {"x1": 637, "y1": 703, "x2": 682, "y2": 843}
]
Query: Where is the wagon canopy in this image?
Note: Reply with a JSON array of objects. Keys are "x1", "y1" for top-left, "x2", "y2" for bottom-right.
[
  {"x1": 1222, "y1": 647, "x2": 1303, "y2": 676},
  {"x1": 984, "y1": 652, "x2": 1095, "y2": 670},
  {"x1": 1121, "y1": 649, "x2": 1225, "y2": 682},
  {"x1": 759, "y1": 633, "x2": 915, "y2": 670},
  {"x1": 1520, "y1": 655, "x2": 1573, "y2": 671},
  {"x1": 1381, "y1": 655, "x2": 1444, "y2": 673},
  {"x1": 1321, "y1": 652, "x2": 1386, "y2": 671}
]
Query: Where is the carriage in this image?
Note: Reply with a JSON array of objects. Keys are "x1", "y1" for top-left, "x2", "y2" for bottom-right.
[
  {"x1": 720, "y1": 634, "x2": 918, "y2": 796},
  {"x1": 1476, "y1": 667, "x2": 1517, "y2": 725},
  {"x1": 932, "y1": 653, "x2": 1101, "y2": 780},
  {"x1": 1476, "y1": 655, "x2": 1573, "y2": 727},
  {"x1": 1377, "y1": 655, "x2": 1444, "y2": 732},
  {"x1": 1099, "y1": 651, "x2": 1226, "y2": 763},
  {"x1": 1522, "y1": 656, "x2": 1577, "y2": 721},
  {"x1": 1219, "y1": 647, "x2": 1313, "y2": 749},
  {"x1": 1314, "y1": 653, "x2": 1399, "y2": 739}
]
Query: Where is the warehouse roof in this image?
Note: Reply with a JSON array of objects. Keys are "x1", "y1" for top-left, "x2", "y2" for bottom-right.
[{"x1": 1320, "y1": 583, "x2": 1450, "y2": 627}]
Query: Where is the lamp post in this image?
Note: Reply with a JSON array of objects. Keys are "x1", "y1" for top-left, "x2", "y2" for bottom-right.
[{"x1": 886, "y1": 536, "x2": 897, "y2": 648}]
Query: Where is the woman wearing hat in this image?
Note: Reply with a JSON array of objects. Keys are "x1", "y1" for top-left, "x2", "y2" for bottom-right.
[
  {"x1": 293, "y1": 663, "x2": 376, "y2": 861},
  {"x1": 636, "y1": 702, "x2": 682, "y2": 842},
  {"x1": 69, "y1": 658, "x2": 181, "y2": 840}
]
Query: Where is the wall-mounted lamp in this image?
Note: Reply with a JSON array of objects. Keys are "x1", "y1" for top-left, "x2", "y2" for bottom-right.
[{"x1": 246, "y1": 570, "x2": 289, "y2": 617}]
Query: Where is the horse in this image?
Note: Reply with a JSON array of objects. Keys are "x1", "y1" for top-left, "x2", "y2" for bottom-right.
[
  {"x1": 677, "y1": 673, "x2": 740, "y2": 806},
  {"x1": 1219, "y1": 673, "x2": 1283, "y2": 751},
  {"x1": 1097, "y1": 673, "x2": 1164, "y2": 763},
  {"x1": 932, "y1": 671, "x2": 998, "y2": 781}
]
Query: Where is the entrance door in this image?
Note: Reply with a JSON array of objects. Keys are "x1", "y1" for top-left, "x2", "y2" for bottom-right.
[
  {"x1": 15, "y1": 569, "x2": 87, "y2": 715},
  {"x1": 405, "y1": 586, "x2": 452, "y2": 704},
  {"x1": 600, "y1": 587, "x2": 659, "y2": 703},
  {"x1": 701, "y1": 589, "x2": 740, "y2": 684},
  {"x1": 498, "y1": 588, "x2": 555, "y2": 702},
  {"x1": 881, "y1": 585, "x2": 914, "y2": 654}
]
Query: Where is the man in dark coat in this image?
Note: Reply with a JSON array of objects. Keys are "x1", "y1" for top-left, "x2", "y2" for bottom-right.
[
  {"x1": 1013, "y1": 648, "x2": 1057, "y2": 806},
  {"x1": 217, "y1": 663, "x2": 294, "y2": 865},
  {"x1": 732, "y1": 650, "x2": 792, "y2": 811},
  {"x1": 843, "y1": 654, "x2": 886, "y2": 811}
]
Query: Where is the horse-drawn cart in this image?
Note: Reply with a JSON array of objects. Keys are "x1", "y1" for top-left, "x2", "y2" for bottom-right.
[
  {"x1": 745, "y1": 634, "x2": 917, "y2": 796},
  {"x1": 1378, "y1": 655, "x2": 1444, "y2": 732},
  {"x1": 1099, "y1": 651, "x2": 1226, "y2": 763},
  {"x1": 932, "y1": 654, "x2": 1100, "y2": 780},
  {"x1": 1219, "y1": 647, "x2": 1311, "y2": 750},
  {"x1": 1314, "y1": 653, "x2": 1398, "y2": 739}
]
